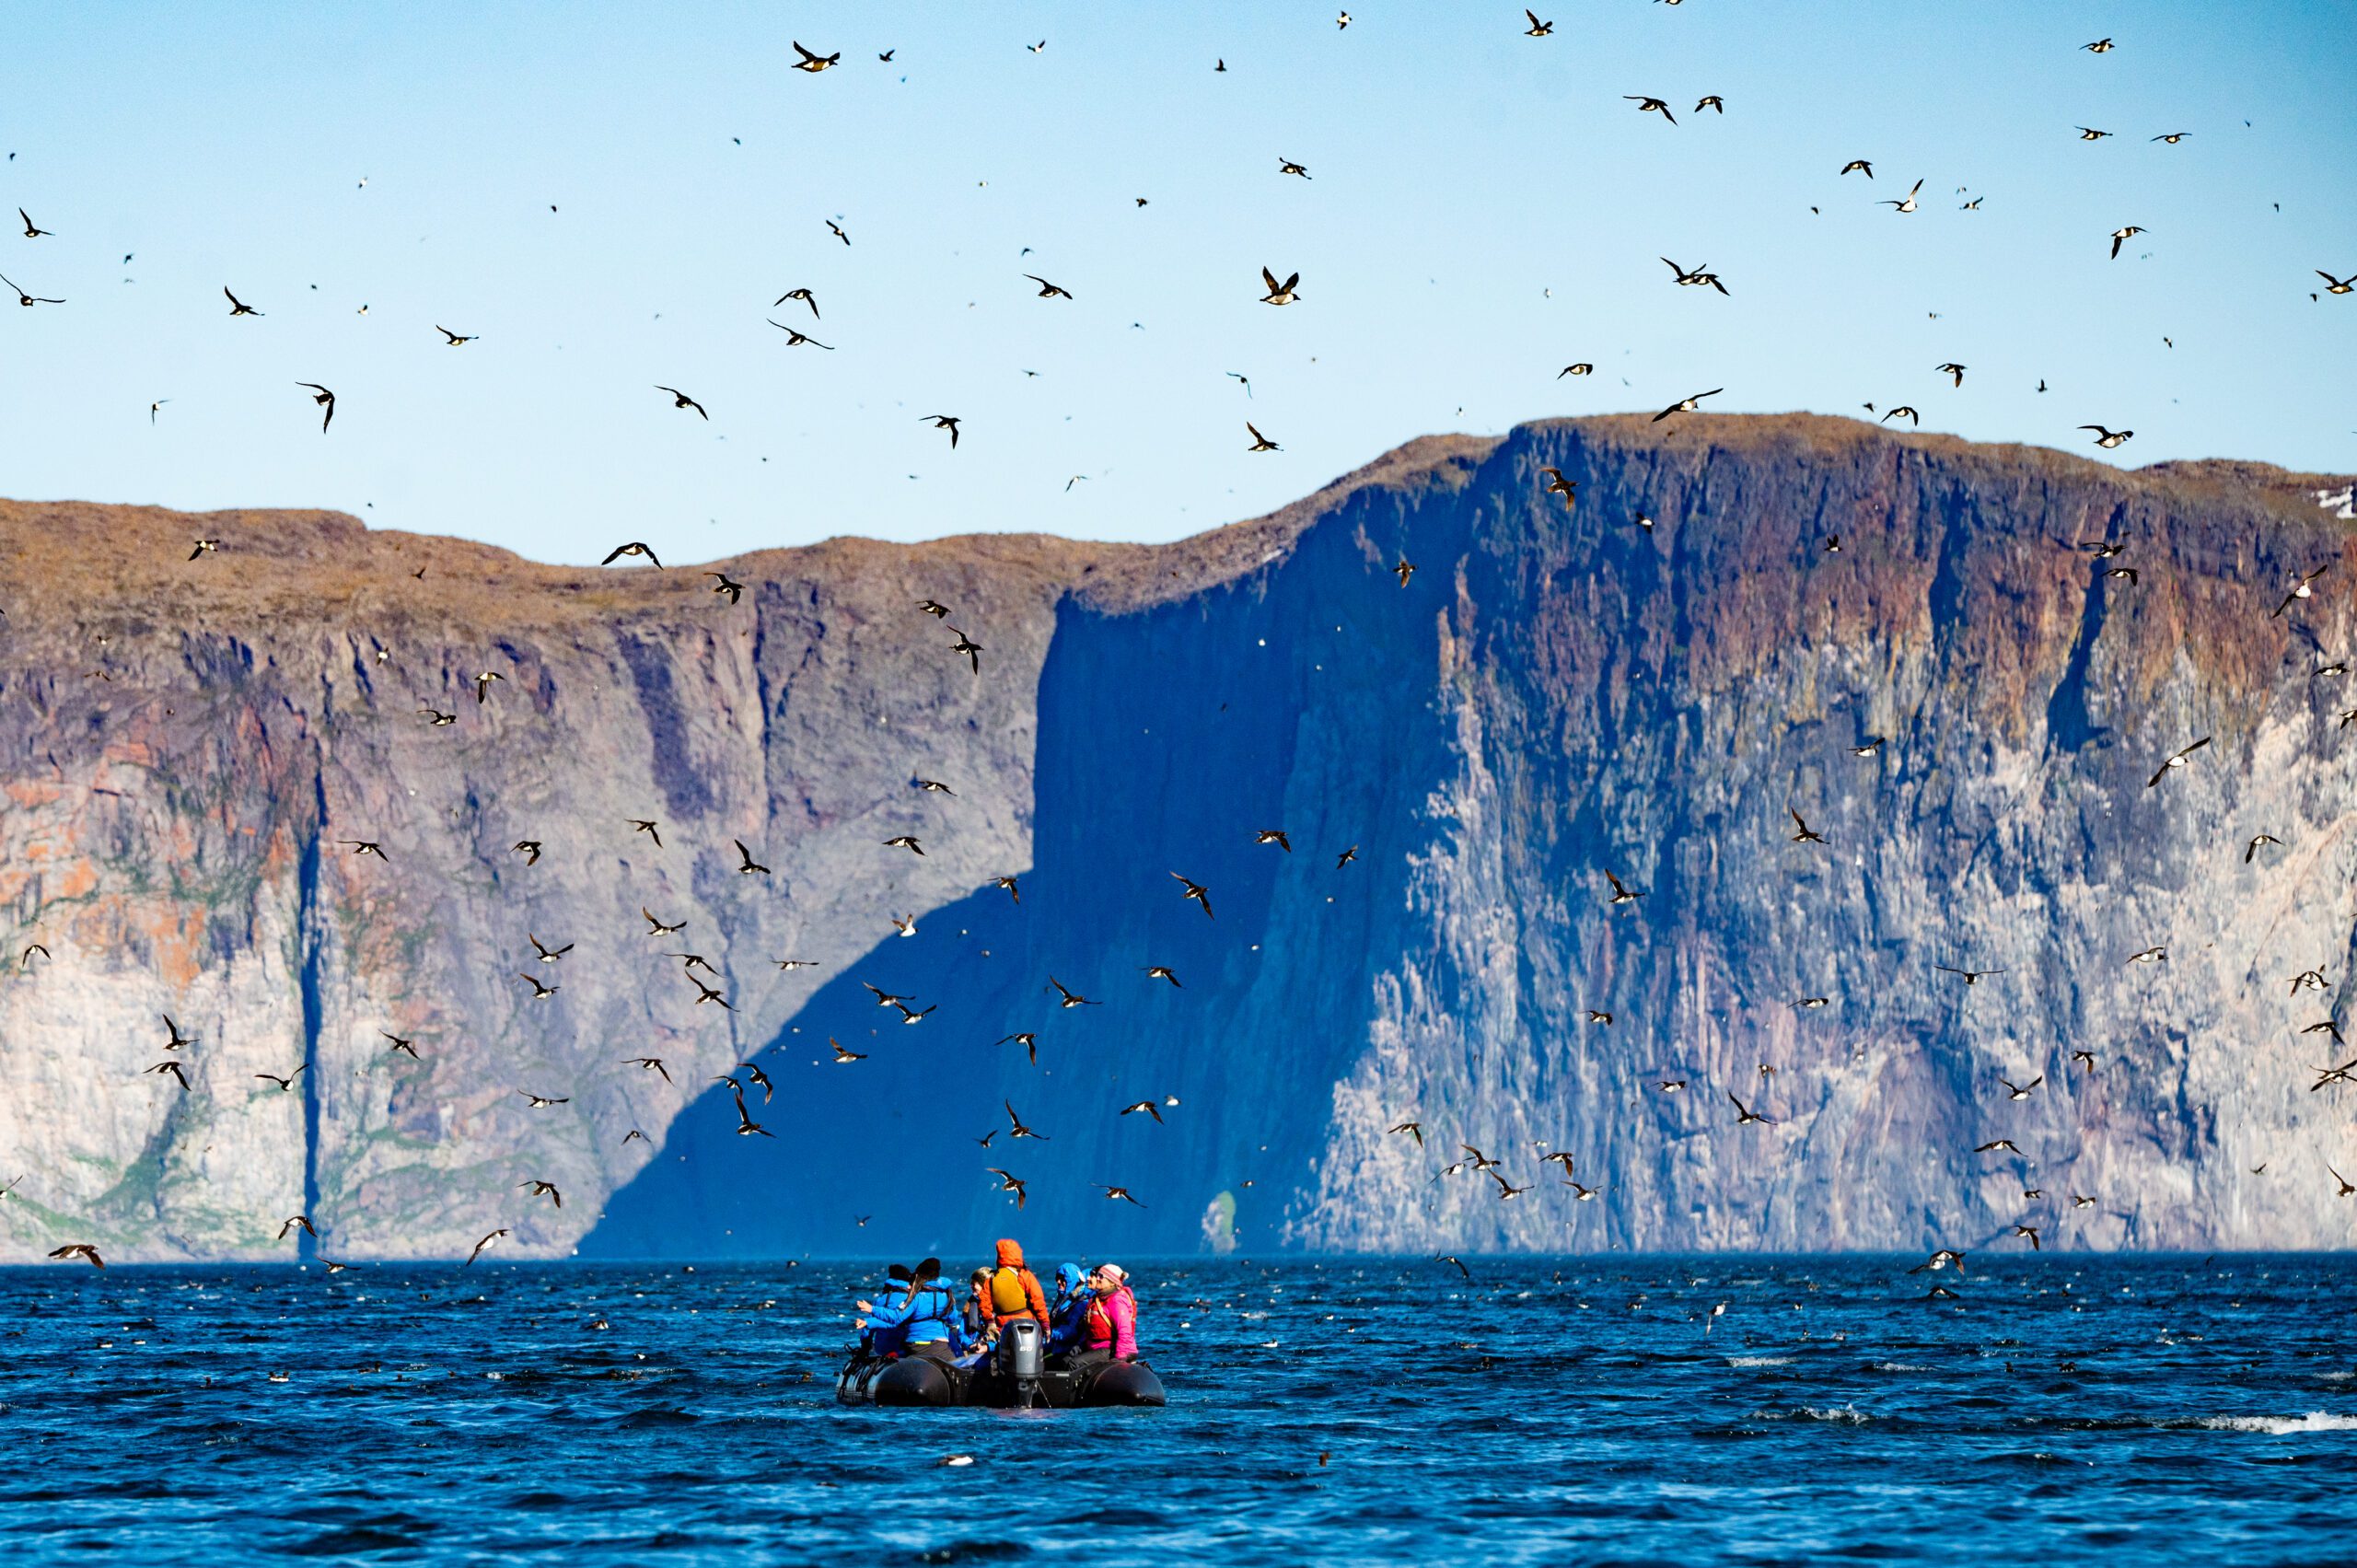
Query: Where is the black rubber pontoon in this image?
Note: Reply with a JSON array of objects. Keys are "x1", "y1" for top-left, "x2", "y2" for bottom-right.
[{"x1": 836, "y1": 1353, "x2": 1167, "y2": 1409}]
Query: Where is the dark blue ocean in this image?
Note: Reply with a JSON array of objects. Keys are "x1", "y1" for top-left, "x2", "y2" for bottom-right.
[{"x1": 4, "y1": 1255, "x2": 2353, "y2": 1564}]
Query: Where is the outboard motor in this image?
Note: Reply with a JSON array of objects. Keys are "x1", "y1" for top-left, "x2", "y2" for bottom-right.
[{"x1": 1002, "y1": 1318, "x2": 1045, "y2": 1408}]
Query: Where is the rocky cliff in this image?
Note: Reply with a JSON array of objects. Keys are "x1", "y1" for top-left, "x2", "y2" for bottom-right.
[{"x1": 3, "y1": 415, "x2": 2352, "y2": 1260}]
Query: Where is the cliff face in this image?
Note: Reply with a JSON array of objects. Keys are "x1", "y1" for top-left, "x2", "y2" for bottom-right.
[{"x1": 3, "y1": 417, "x2": 2352, "y2": 1260}]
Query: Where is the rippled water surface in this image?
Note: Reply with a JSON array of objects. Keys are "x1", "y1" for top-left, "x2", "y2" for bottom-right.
[{"x1": 4, "y1": 1256, "x2": 2354, "y2": 1564}]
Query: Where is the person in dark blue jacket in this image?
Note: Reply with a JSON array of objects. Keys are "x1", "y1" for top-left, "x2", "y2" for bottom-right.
[
  {"x1": 1047, "y1": 1261, "x2": 1091, "y2": 1353},
  {"x1": 858, "y1": 1258, "x2": 962, "y2": 1360}
]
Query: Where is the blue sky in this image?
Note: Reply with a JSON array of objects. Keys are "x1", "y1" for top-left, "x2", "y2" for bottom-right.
[{"x1": 0, "y1": 3, "x2": 2349, "y2": 563}]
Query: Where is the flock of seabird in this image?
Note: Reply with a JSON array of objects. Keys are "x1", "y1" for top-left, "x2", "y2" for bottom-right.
[{"x1": 6, "y1": 16, "x2": 2351, "y2": 1273}]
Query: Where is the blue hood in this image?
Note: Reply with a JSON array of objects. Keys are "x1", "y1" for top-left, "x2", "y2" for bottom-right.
[{"x1": 1055, "y1": 1263, "x2": 1086, "y2": 1295}]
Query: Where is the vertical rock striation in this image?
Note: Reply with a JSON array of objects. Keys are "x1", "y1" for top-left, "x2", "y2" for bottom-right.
[{"x1": 4, "y1": 417, "x2": 2353, "y2": 1259}]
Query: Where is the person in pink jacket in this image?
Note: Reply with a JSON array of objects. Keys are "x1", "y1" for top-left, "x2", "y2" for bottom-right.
[{"x1": 1080, "y1": 1263, "x2": 1139, "y2": 1362}]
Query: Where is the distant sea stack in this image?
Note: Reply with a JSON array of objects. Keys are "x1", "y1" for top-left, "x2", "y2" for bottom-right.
[{"x1": 2, "y1": 414, "x2": 2351, "y2": 1260}]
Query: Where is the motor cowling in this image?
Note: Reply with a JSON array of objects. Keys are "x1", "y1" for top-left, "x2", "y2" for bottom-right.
[{"x1": 1003, "y1": 1317, "x2": 1044, "y2": 1381}]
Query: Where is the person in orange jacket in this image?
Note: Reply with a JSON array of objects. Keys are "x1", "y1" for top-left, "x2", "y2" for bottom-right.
[{"x1": 977, "y1": 1237, "x2": 1051, "y2": 1342}]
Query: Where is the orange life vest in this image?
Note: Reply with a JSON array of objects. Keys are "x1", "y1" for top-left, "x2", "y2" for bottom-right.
[{"x1": 990, "y1": 1265, "x2": 1041, "y2": 1319}]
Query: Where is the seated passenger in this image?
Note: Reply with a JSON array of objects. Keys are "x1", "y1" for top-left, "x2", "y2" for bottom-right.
[
  {"x1": 962, "y1": 1267, "x2": 993, "y2": 1340},
  {"x1": 1072, "y1": 1262, "x2": 1138, "y2": 1364},
  {"x1": 978, "y1": 1238, "x2": 1051, "y2": 1359},
  {"x1": 854, "y1": 1270, "x2": 905, "y2": 1359},
  {"x1": 1047, "y1": 1262, "x2": 1091, "y2": 1353},
  {"x1": 857, "y1": 1259, "x2": 962, "y2": 1360}
]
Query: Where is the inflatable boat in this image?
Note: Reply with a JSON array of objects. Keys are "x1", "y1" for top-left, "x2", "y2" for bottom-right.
[{"x1": 837, "y1": 1319, "x2": 1165, "y2": 1408}]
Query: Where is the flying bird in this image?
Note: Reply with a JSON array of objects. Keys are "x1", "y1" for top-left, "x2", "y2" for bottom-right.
[
  {"x1": 1259, "y1": 268, "x2": 1302, "y2": 306},
  {"x1": 0, "y1": 273, "x2": 63, "y2": 306},
  {"x1": 1661, "y1": 257, "x2": 1728, "y2": 294},
  {"x1": 1171, "y1": 873, "x2": 1214, "y2": 918},
  {"x1": 1625, "y1": 96, "x2": 1676, "y2": 124},
  {"x1": 1881, "y1": 179, "x2": 1924, "y2": 214},
  {"x1": 922, "y1": 414, "x2": 962, "y2": 447},
  {"x1": 2081, "y1": 424, "x2": 2132, "y2": 448},
  {"x1": 767, "y1": 320, "x2": 834, "y2": 349},
  {"x1": 2273, "y1": 564, "x2": 2329, "y2": 617},
  {"x1": 656, "y1": 386, "x2": 707, "y2": 419},
  {"x1": 296, "y1": 384, "x2": 335, "y2": 431},
  {"x1": 1047, "y1": 975, "x2": 1099, "y2": 1008},
  {"x1": 464, "y1": 1229, "x2": 510, "y2": 1266},
  {"x1": 602, "y1": 541, "x2": 664, "y2": 568},
  {"x1": 2109, "y1": 226, "x2": 2147, "y2": 260},
  {"x1": 2146, "y1": 736, "x2": 2211, "y2": 788},
  {"x1": 224, "y1": 287, "x2": 261, "y2": 315},
  {"x1": 435, "y1": 325, "x2": 477, "y2": 345},
  {"x1": 1652, "y1": 389, "x2": 1721, "y2": 423},
  {"x1": 1523, "y1": 9, "x2": 1552, "y2": 36},
  {"x1": 1246, "y1": 422, "x2": 1280, "y2": 452},
  {"x1": 791, "y1": 41, "x2": 840, "y2": 73},
  {"x1": 1023, "y1": 273, "x2": 1074, "y2": 299}
]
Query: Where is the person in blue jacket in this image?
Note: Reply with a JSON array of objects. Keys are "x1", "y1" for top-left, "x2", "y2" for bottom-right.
[
  {"x1": 856, "y1": 1269, "x2": 902, "y2": 1357},
  {"x1": 857, "y1": 1259, "x2": 963, "y2": 1361},
  {"x1": 1047, "y1": 1262, "x2": 1092, "y2": 1353}
]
